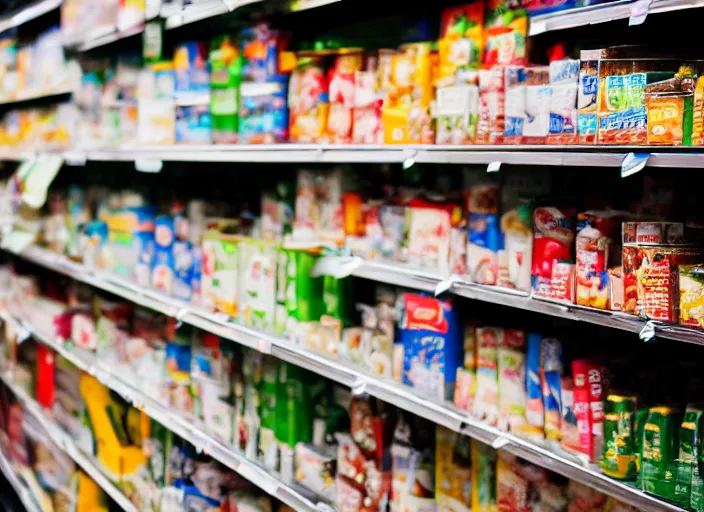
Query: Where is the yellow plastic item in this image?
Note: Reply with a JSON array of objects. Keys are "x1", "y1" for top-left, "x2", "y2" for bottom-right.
[
  {"x1": 77, "y1": 470, "x2": 109, "y2": 512},
  {"x1": 80, "y1": 374, "x2": 146, "y2": 481}
]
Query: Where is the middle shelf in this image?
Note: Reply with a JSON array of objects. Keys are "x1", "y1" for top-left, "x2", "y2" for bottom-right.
[{"x1": 6, "y1": 244, "x2": 687, "y2": 512}]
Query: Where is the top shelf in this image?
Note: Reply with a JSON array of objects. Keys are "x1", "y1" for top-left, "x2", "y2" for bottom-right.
[{"x1": 0, "y1": 0, "x2": 61, "y2": 34}]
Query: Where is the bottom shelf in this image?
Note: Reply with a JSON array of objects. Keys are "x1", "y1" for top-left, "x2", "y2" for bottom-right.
[
  {"x1": 0, "y1": 449, "x2": 42, "y2": 512},
  {"x1": 0, "y1": 372, "x2": 139, "y2": 512}
]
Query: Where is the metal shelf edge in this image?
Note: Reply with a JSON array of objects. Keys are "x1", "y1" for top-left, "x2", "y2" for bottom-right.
[
  {"x1": 0, "y1": 0, "x2": 61, "y2": 33},
  {"x1": 0, "y1": 449, "x2": 42, "y2": 512}
]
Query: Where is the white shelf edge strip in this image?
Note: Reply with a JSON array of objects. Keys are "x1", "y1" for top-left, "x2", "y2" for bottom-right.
[
  {"x1": 0, "y1": 446, "x2": 42, "y2": 512},
  {"x1": 0, "y1": 310, "x2": 323, "y2": 512},
  {"x1": 0, "y1": 87, "x2": 74, "y2": 107},
  {"x1": 0, "y1": 0, "x2": 61, "y2": 34},
  {"x1": 0, "y1": 365, "x2": 138, "y2": 512},
  {"x1": 2, "y1": 145, "x2": 704, "y2": 168},
  {"x1": 10, "y1": 245, "x2": 686, "y2": 512}
]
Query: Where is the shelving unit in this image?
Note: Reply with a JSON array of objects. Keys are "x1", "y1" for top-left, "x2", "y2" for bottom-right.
[
  {"x1": 0, "y1": 363, "x2": 138, "y2": 512},
  {"x1": 0, "y1": 447, "x2": 42, "y2": 512},
  {"x1": 2, "y1": 244, "x2": 684, "y2": 512},
  {"x1": 0, "y1": 308, "x2": 328, "y2": 512},
  {"x1": 0, "y1": 0, "x2": 61, "y2": 33}
]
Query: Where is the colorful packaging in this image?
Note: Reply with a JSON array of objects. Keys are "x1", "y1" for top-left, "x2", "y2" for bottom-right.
[
  {"x1": 467, "y1": 184, "x2": 501, "y2": 285},
  {"x1": 390, "y1": 415, "x2": 436, "y2": 512},
  {"x1": 541, "y1": 338, "x2": 563, "y2": 442},
  {"x1": 201, "y1": 230, "x2": 241, "y2": 317},
  {"x1": 503, "y1": 66, "x2": 526, "y2": 144},
  {"x1": 454, "y1": 325, "x2": 477, "y2": 413},
  {"x1": 401, "y1": 294, "x2": 462, "y2": 402},
  {"x1": 239, "y1": 78, "x2": 289, "y2": 144},
  {"x1": 175, "y1": 105, "x2": 212, "y2": 144},
  {"x1": 645, "y1": 65, "x2": 695, "y2": 146},
  {"x1": 327, "y1": 51, "x2": 362, "y2": 143},
  {"x1": 152, "y1": 215, "x2": 175, "y2": 295},
  {"x1": 289, "y1": 55, "x2": 329, "y2": 143},
  {"x1": 173, "y1": 41, "x2": 210, "y2": 97},
  {"x1": 471, "y1": 440, "x2": 497, "y2": 512},
  {"x1": 497, "y1": 203, "x2": 533, "y2": 292},
  {"x1": 382, "y1": 43, "x2": 434, "y2": 144},
  {"x1": 476, "y1": 68, "x2": 505, "y2": 144},
  {"x1": 525, "y1": 333, "x2": 543, "y2": 434},
  {"x1": 435, "y1": 72, "x2": 480, "y2": 145},
  {"x1": 407, "y1": 207, "x2": 452, "y2": 275},
  {"x1": 497, "y1": 330, "x2": 527, "y2": 434},
  {"x1": 483, "y1": 3, "x2": 527, "y2": 67},
  {"x1": 209, "y1": 35, "x2": 242, "y2": 144},
  {"x1": 293, "y1": 169, "x2": 345, "y2": 247},
  {"x1": 352, "y1": 51, "x2": 389, "y2": 145},
  {"x1": 473, "y1": 327, "x2": 501, "y2": 426},
  {"x1": 675, "y1": 405, "x2": 704, "y2": 508},
  {"x1": 531, "y1": 207, "x2": 575, "y2": 303},
  {"x1": 547, "y1": 59, "x2": 579, "y2": 145},
  {"x1": 437, "y1": 3, "x2": 485, "y2": 86},
  {"x1": 694, "y1": 76, "x2": 704, "y2": 146},
  {"x1": 560, "y1": 377, "x2": 580, "y2": 455},
  {"x1": 680, "y1": 265, "x2": 704, "y2": 328},
  {"x1": 523, "y1": 66, "x2": 551, "y2": 144},
  {"x1": 601, "y1": 394, "x2": 638, "y2": 481},
  {"x1": 642, "y1": 406, "x2": 682, "y2": 501},
  {"x1": 239, "y1": 240, "x2": 277, "y2": 332},
  {"x1": 571, "y1": 360, "x2": 604, "y2": 463},
  {"x1": 436, "y1": 426, "x2": 472, "y2": 512},
  {"x1": 577, "y1": 50, "x2": 601, "y2": 144}
]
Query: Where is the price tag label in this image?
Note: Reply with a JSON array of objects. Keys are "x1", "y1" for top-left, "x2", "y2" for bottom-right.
[
  {"x1": 351, "y1": 376, "x2": 368, "y2": 396},
  {"x1": 529, "y1": 20, "x2": 547, "y2": 35},
  {"x1": 257, "y1": 338, "x2": 272, "y2": 354},
  {"x1": 487, "y1": 160, "x2": 502, "y2": 173},
  {"x1": 639, "y1": 320, "x2": 657, "y2": 342},
  {"x1": 135, "y1": 158, "x2": 163, "y2": 173},
  {"x1": 64, "y1": 151, "x2": 87, "y2": 166},
  {"x1": 21, "y1": 154, "x2": 64, "y2": 208},
  {"x1": 435, "y1": 274, "x2": 461, "y2": 297},
  {"x1": 629, "y1": 0, "x2": 653, "y2": 26},
  {"x1": 491, "y1": 436, "x2": 510, "y2": 450},
  {"x1": 621, "y1": 152, "x2": 650, "y2": 178}
]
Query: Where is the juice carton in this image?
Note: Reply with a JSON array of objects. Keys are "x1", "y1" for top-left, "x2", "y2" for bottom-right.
[
  {"x1": 523, "y1": 66, "x2": 551, "y2": 144},
  {"x1": 476, "y1": 68, "x2": 505, "y2": 144},
  {"x1": 437, "y1": 3, "x2": 484, "y2": 88},
  {"x1": 571, "y1": 359, "x2": 604, "y2": 463},
  {"x1": 289, "y1": 54, "x2": 329, "y2": 143},
  {"x1": 497, "y1": 203, "x2": 533, "y2": 292},
  {"x1": 645, "y1": 65, "x2": 695, "y2": 146},
  {"x1": 353, "y1": 51, "x2": 391, "y2": 145},
  {"x1": 239, "y1": 240, "x2": 277, "y2": 332},
  {"x1": 504, "y1": 66, "x2": 526, "y2": 144},
  {"x1": 201, "y1": 225, "x2": 242, "y2": 317},
  {"x1": 382, "y1": 43, "x2": 434, "y2": 144},
  {"x1": 209, "y1": 35, "x2": 241, "y2": 144},
  {"x1": 497, "y1": 329, "x2": 527, "y2": 433},
  {"x1": 467, "y1": 184, "x2": 501, "y2": 285},
  {"x1": 152, "y1": 216, "x2": 175, "y2": 296},
  {"x1": 577, "y1": 49, "x2": 602, "y2": 144},
  {"x1": 435, "y1": 70, "x2": 480, "y2": 145},
  {"x1": 473, "y1": 327, "x2": 501, "y2": 426},
  {"x1": 540, "y1": 338, "x2": 563, "y2": 442},
  {"x1": 483, "y1": 3, "x2": 528, "y2": 68},
  {"x1": 436, "y1": 426, "x2": 472, "y2": 512},
  {"x1": 326, "y1": 50, "x2": 362, "y2": 143},
  {"x1": 575, "y1": 212, "x2": 624, "y2": 310},
  {"x1": 531, "y1": 206, "x2": 575, "y2": 303},
  {"x1": 400, "y1": 294, "x2": 462, "y2": 402},
  {"x1": 548, "y1": 58, "x2": 579, "y2": 145}
]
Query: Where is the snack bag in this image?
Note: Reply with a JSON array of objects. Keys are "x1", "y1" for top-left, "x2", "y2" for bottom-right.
[
  {"x1": 483, "y1": 2, "x2": 527, "y2": 67},
  {"x1": 353, "y1": 52, "x2": 388, "y2": 144},
  {"x1": 693, "y1": 76, "x2": 704, "y2": 146},
  {"x1": 645, "y1": 66, "x2": 695, "y2": 146},
  {"x1": 497, "y1": 329, "x2": 527, "y2": 433},
  {"x1": 327, "y1": 51, "x2": 363, "y2": 143},
  {"x1": 436, "y1": 426, "x2": 472, "y2": 512},
  {"x1": 289, "y1": 56, "x2": 329, "y2": 143},
  {"x1": 531, "y1": 207, "x2": 575, "y2": 303},
  {"x1": 497, "y1": 203, "x2": 533, "y2": 292},
  {"x1": 467, "y1": 184, "x2": 501, "y2": 285},
  {"x1": 473, "y1": 327, "x2": 501, "y2": 425},
  {"x1": 476, "y1": 68, "x2": 505, "y2": 144},
  {"x1": 471, "y1": 440, "x2": 497, "y2": 512},
  {"x1": 401, "y1": 294, "x2": 462, "y2": 402},
  {"x1": 437, "y1": 3, "x2": 485, "y2": 86},
  {"x1": 680, "y1": 265, "x2": 704, "y2": 328}
]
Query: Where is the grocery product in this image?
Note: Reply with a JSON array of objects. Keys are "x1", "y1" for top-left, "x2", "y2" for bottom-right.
[
  {"x1": 547, "y1": 59, "x2": 579, "y2": 145},
  {"x1": 645, "y1": 66, "x2": 695, "y2": 146},
  {"x1": 642, "y1": 406, "x2": 682, "y2": 501},
  {"x1": 473, "y1": 327, "x2": 500, "y2": 425},
  {"x1": 601, "y1": 394, "x2": 638, "y2": 480},
  {"x1": 532, "y1": 206, "x2": 575, "y2": 302},
  {"x1": 436, "y1": 426, "x2": 472, "y2": 512},
  {"x1": 675, "y1": 405, "x2": 704, "y2": 507},
  {"x1": 467, "y1": 184, "x2": 501, "y2": 285}
]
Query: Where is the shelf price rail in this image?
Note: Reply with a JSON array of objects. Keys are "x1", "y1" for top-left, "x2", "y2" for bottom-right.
[{"x1": 5, "y1": 245, "x2": 686, "y2": 512}]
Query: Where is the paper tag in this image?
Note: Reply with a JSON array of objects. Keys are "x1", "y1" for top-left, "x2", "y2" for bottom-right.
[
  {"x1": 15, "y1": 325, "x2": 31, "y2": 344},
  {"x1": 135, "y1": 158, "x2": 163, "y2": 173},
  {"x1": 21, "y1": 154, "x2": 64, "y2": 208},
  {"x1": 174, "y1": 308, "x2": 188, "y2": 329},
  {"x1": 491, "y1": 436, "x2": 510, "y2": 450},
  {"x1": 629, "y1": 0, "x2": 653, "y2": 25},
  {"x1": 1, "y1": 230, "x2": 35, "y2": 254},
  {"x1": 351, "y1": 377, "x2": 368, "y2": 396},
  {"x1": 639, "y1": 320, "x2": 657, "y2": 342},
  {"x1": 621, "y1": 152, "x2": 650, "y2": 178},
  {"x1": 435, "y1": 274, "x2": 461, "y2": 297},
  {"x1": 487, "y1": 160, "x2": 502, "y2": 173},
  {"x1": 64, "y1": 151, "x2": 87, "y2": 166},
  {"x1": 312, "y1": 256, "x2": 363, "y2": 279},
  {"x1": 530, "y1": 20, "x2": 547, "y2": 35},
  {"x1": 256, "y1": 338, "x2": 272, "y2": 354}
]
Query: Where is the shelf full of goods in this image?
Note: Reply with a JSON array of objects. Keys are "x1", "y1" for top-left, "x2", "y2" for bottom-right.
[
  {"x1": 0, "y1": 260, "x2": 677, "y2": 512},
  {"x1": 4, "y1": 0, "x2": 704, "y2": 155}
]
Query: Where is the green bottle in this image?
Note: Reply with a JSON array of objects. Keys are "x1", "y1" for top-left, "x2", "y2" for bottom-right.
[
  {"x1": 601, "y1": 394, "x2": 638, "y2": 481},
  {"x1": 295, "y1": 252, "x2": 324, "y2": 322},
  {"x1": 675, "y1": 404, "x2": 704, "y2": 508},
  {"x1": 642, "y1": 406, "x2": 683, "y2": 501}
]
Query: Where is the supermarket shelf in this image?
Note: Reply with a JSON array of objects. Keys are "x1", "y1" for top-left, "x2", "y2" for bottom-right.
[
  {"x1": 8, "y1": 246, "x2": 687, "y2": 511},
  {"x1": 0, "y1": 311, "x2": 326, "y2": 512},
  {"x1": 320, "y1": 256, "x2": 704, "y2": 345},
  {"x1": 529, "y1": 0, "x2": 704, "y2": 34},
  {"x1": 0, "y1": 87, "x2": 73, "y2": 107},
  {"x1": 0, "y1": 447, "x2": 41, "y2": 512},
  {"x1": 165, "y1": 0, "x2": 263, "y2": 30},
  {"x1": 2, "y1": 144, "x2": 704, "y2": 167},
  {"x1": 76, "y1": 23, "x2": 145, "y2": 52},
  {"x1": 0, "y1": 366, "x2": 138, "y2": 512},
  {"x1": 0, "y1": 0, "x2": 61, "y2": 34}
]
